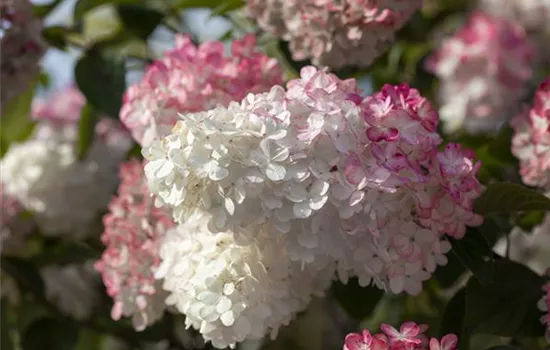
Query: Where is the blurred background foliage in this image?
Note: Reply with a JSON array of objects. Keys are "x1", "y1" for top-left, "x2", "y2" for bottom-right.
[{"x1": 1, "y1": 1, "x2": 550, "y2": 350}]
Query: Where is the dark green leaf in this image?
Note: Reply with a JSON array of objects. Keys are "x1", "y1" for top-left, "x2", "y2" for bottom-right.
[
  {"x1": 22, "y1": 318, "x2": 79, "y2": 350},
  {"x1": 126, "y1": 142, "x2": 143, "y2": 160},
  {"x1": 77, "y1": 104, "x2": 98, "y2": 160},
  {"x1": 484, "y1": 346, "x2": 521, "y2": 350},
  {"x1": 474, "y1": 183, "x2": 550, "y2": 215},
  {"x1": 75, "y1": 46, "x2": 126, "y2": 118},
  {"x1": 465, "y1": 259, "x2": 545, "y2": 337},
  {"x1": 32, "y1": 0, "x2": 63, "y2": 18},
  {"x1": 440, "y1": 289, "x2": 466, "y2": 340},
  {"x1": 435, "y1": 217, "x2": 505, "y2": 287},
  {"x1": 117, "y1": 5, "x2": 164, "y2": 39},
  {"x1": 41, "y1": 26, "x2": 71, "y2": 50},
  {"x1": 32, "y1": 239, "x2": 100, "y2": 266},
  {"x1": 1, "y1": 257, "x2": 45, "y2": 299},
  {"x1": 0, "y1": 80, "x2": 38, "y2": 156},
  {"x1": 73, "y1": 0, "x2": 142, "y2": 20},
  {"x1": 175, "y1": 0, "x2": 224, "y2": 9},
  {"x1": 211, "y1": 0, "x2": 244, "y2": 16},
  {"x1": 487, "y1": 125, "x2": 517, "y2": 165},
  {"x1": 331, "y1": 278, "x2": 383, "y2": 320},
  {"x1": 447, "y1": 228, "x2": 494, "y2": 286},
  {"x1": 1, "y1": 301, "x2": 17, "y2": 350}
]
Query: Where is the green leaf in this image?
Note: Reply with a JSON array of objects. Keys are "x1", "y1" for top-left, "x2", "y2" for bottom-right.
[
  {"x1": 22, "y1": 318, "x2": 79, "y2": 350},
  {"x1": 73, "y1": 0, "x2": 142, "y2": 20},
  {"x1": 1, "y1": 301, "x2": 17, "y2": 350},
  {"x1": 76, "y1": 104, "x2": 98, "y2": 160},
  {"x1": 0, "y1": 80, "x2": 38, "y2": 156},
  {"x1": 440, "y1": 289, "x2": 467, "y2": 341},
  {"x1": 1, "y1": 257, "x2": 45, "y2": 299},
  {"x1": 32, "y1": 239, "x2": 100, "y2": 266},
  {"x1": 32, "y1": 0, "x2": 63, "y2": 18},
  {"x1": 474, "y1": 183, "x2": 550, "y2": 215},
  {"x1": 436, "y1": 216, "x2": 505, "y2": 287},
  {"x1": 175, "y1": 0, "x2": 224, "y2": 9},
  {"x1": 117, "y1": 4, "x2": 164, "y2": 39},
  {"x1": 514, "y1": 210, "x2": 546, "y2": 232},
  {"x1": 465, "y1": 259, "x2": 545, "y2": 337},
  {"x1": 487, "y1": 125, "x2": 517, "y2": 165},
  {"x1": 126, "y1": 142, "x2": 143, "y2": 160},
  {"x1": 331, "y1": 278, "x2": 383, "y2": 321},
  {"x1": 41, "y1": 26, "x2": 71, "y2": 50},
  {"x1": 484, "y1": 346, "x2": 522, "y2": 350},
  {"x1": 446, "y1": 228, "x2": 494, "y2": 286},
  {"x1": 211, "y1": 0, "x2": 244, "y2": 16},
  {"x1": 75, "y1": 46, "x2": 126, "y2": 118}
]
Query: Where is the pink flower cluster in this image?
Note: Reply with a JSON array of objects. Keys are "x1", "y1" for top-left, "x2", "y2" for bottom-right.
[
  {"x1": 247, "y1": 0, "x2": 421, "y2": 69},
  {"x1": 426, "y1": 11, "x2": 534, "y2": 134},
  {"x1": 511, "y1": 76, "x2": 550, "y2": 190},
  {"x1": 0, "y1": 0, "x2": 46, "y2": 108},
  {"x1": 539, "y1": 275, "x2": 550, "y2": 342},
  {"x1": 32, "y1": 86, "x2": 85, "y2": 124},
  {"x1": 344, "y1": 322, "x2": 458, "y2": 350},
  {"x1": 95, "y1": 159, "x2": 175, "y2": 331},
  {"x1": 120, "y1": 34, "x2": 282, "y2": 146},
  {"x1": 339, "y1": 82, "x2": 483, "y2": 293}
]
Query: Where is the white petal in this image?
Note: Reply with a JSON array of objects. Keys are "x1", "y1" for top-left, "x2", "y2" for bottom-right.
[
  {"x1": 224, "y1": 197, "x2": 235, "y2": 215},
  {"x1": 216, "y1": 296, "x2": 232, "y2": 314},
  {"x1": 220, "y1": 310, "x2": 235, "y2": 326},
  {"x1": 197, "y1": 291, "x2": 220, "y2": 304},
  {"x1": 265, "y1": 163, "x2": 286, "y2": 181}
]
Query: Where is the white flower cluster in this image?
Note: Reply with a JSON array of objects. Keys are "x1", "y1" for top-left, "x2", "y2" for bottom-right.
[
  {"x1": 156, "y1": 210, "x2": 332, "y2": 348},
  {"x1": 144, "y1": 67, "x2": 483, "y2": 348},
  {"x1": 1, "y1": 121, "x2": 130, "y2": 238}
]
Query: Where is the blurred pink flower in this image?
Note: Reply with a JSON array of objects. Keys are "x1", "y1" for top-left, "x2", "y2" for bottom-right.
[
  {"x1": 426, "y1": 11, "x2": 534, "y2": 134},
  {"x1": 120, "y1": 34, "x2": 282, "y2": 146},
  {"x1": 247, "y1": 0, "x2": 421, "y2": 69},
  {"x1": 0, "y1": 0, "x2": 46, "y2": 108},
  {"x1": 511, "y1": 76, "x2": 550, "y2": 190}
]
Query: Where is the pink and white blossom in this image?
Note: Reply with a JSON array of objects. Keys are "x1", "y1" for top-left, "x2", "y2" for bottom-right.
[
  {"x1": 120, "y1": 34, "x2": 282, "y2": 146},
  {"x1": 511, "y1": 76, "x2": 550, "y2": 190},
  {"x1": 144, "y1": 66, "x2": 484, "y2": 307},
  {"x1": 426, "y1": 11, "x2": 534, "y2": 134},
  {"x1": 0, "y1": 87, "x2": 132, "y2": 237},
  {"x1": 0, "y1": 0, "x2": 46, "y2": 108},
  {"x1": 95, "y1": 159, "x2": 175, "y2": 331},
  {"x1": 344, "y1": 322, "x2": 458, "y2": 350},
  {"x1": 247, "y1": 0, "x2": 421, "y2": 69}
]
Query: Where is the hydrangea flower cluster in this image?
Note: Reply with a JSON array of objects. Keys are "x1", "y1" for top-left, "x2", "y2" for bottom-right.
[
  {"x1": 344, "y1": 322, "x2": 458, "y2": 350},
  {"x1": 511, "y1": 76, "x2": 550, "y2": 190},
  {"x1": 479, "y1": 0, "x2": 550, "y2": 33},
  {"x1": 0, "y1": 88, "x2": 132, "y2": 238},
  {"x1": 0, "y1": 0, "x2": 46, "y2": 108},
  {"x1": 144, "y1": 67, "x2": 483, "y2": 348},
  {"x1": 247, "y1": 0, "x2": 421, "y2": 69},
  {"x1": 120, "y1": 34, "x2": 282, "y2": 146},
  {"x1": 539, "y1": 274, "x2": 550, "y2": 342},
  {"x1": 426, "y1": 11, "x2": 534, "y2": 134},
  {"x1": 95, "y1": 159, "x2": 175, "y2": 331},
  {"x1": 156, "y1": 210, "x2": 333, "y2": 348}
]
